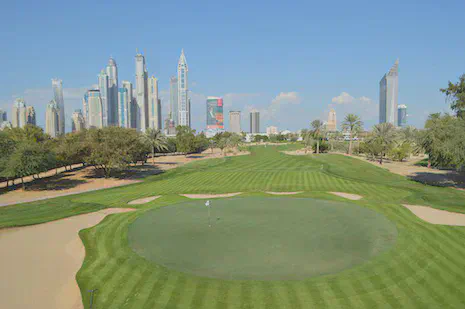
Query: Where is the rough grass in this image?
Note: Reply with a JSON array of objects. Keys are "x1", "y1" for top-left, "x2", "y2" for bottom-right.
[{"x1": 2, "y1": 145, "x2": 465, "y2": 308}]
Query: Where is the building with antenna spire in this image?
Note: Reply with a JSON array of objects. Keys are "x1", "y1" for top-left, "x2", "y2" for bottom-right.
[
  {"x1": 106, "y1": 57, "x2": 118, "y2": 125},
  {"x1": 177, "y1": 49, "x2": 190, "y2": 127},
  {"x1": 135, "y1": 51, "x2": 149, "y2": 132},
  {"x1": 379, "y1": 59, "x2": 399, "y2": 126}
]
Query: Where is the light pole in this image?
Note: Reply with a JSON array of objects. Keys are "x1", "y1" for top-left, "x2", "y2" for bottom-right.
[{"x1": 88, "y1": 289, "x2": 98, "y2": 309}]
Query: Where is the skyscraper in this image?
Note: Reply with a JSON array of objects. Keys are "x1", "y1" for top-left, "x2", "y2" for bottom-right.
[
  {"x1": 26, "y1": 106, "x2": 36, "y2": 126},
  {"x1": 0, "y1": 109, "x2": 6, "y2": 126},
  {"x1": 177, "y1": 49, "x2": 190, "y2": 127},
  {"x1": 135, "y1": 52, "x2": 148, "y2": 132},
  {"x1": 52, "y1": 79, "x2": 65, "y2": 135},
  {"x1": 82, "y1": 92, "x2": 89, "y2": 126},
  {"x1": 97, "y1": 69, "x2": 109, "y2": 126},
  {"x1": 122, "y1": 80, "x2": 134, "y2": 128},
  {"x1": 148, "y1": 76, "x2": 162, "y2": 130},
  {"x1": 206, "y1": 97, "x2": 224, "y2": 130},
  {"x1": 11, "y1": 98, "x2": 27, "y2": 128},
  {"x1": 250, "y1": 110, "x2": 260, "y2": 133},
  {"x1": 87, "y1": 90, "x2": 103, "y2": 128},
  {"x1": 45, "y1": 100, "x2": 59, "y2": 137},
  {"x1": 327, "y1": 108, "x2": 337, "y2": 131},
  {"x1": 379, "y1": 59, "x2": 399, "y2": 126},
  {"x1": 106, "y1": 57, "x2": 118, "y2": 125},
  {"x1": 229, "y1": 111, "x2": 241, "y2": 133},
  {"x1": 118, "y1": 87, "x2": 130, "y2": 128},
  {"x1": 398, "y1": 105, "x2": 407, "y2": 127},
  {"x1": 72, "y1": 110, "x2": 85, "y2": 132},
  {"x1": 169, "y1": 76, "x2": 178, "y2": 126}
]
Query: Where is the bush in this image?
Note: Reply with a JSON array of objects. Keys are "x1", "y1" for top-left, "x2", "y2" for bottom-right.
[{"x1": 313, "y1": 140, "x2": 329, "y2": 153}]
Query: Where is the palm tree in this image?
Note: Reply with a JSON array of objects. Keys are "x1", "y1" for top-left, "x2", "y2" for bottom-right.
[
  {"x1": 301, "y1": 129, "x2": 312, "y2": 153},
  {"x1": 371, "y1": 123, "x2": 397, "y2": 164},
  {"x1": 144, "y1": 128, "x2": 168, "y2": 163},
  {"x1": 311, "y1": 120, "x2": 325, "y2": 154},
  {"x1": 342, "y1": 114, "x2": 363, "y2": 155}
]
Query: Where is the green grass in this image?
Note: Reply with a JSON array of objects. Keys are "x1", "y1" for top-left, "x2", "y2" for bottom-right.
[{"x1": 2, "y1": 145, "x2": 465, "y2": 308}]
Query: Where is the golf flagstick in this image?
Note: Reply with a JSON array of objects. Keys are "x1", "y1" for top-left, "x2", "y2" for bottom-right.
[{"x1": 205, "y1": 200, "x2": 211, "y2": 227}]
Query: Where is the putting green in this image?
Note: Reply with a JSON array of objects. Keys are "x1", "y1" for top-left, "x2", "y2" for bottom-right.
[{"x1": 128, "y1": 197, "x2": 397, "y2": 280}]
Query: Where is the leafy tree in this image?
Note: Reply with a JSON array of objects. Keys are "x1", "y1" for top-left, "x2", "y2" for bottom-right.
[
  {"x1": 144, "y1": 128, "x2": 168, "y2": 162},
  {"x1": 175, "y1": 126, "x2": 196, "y2": 154},
  {"x1": 440, "y1": 74, "x2": 465, "y2": 118},
  {"x1": 311, "y1": 120, "x2": 325, "y2": 154},
  {"x1": 4, "y1": 124, "x2": 49, "y2": 143},
  {"x1": 0, "y1": 131, "x2": 17, "y2": 186},
  {"x1": 389, "y1": 142, "x2": 412, "y2": 162},
  {"x1": 194, "y1": 132, "x2": 209, "y2": 153},
  {"x1": 369, "y1": 123, "x2": 397, "y2": 164},
  {"x1": 313, "y1": 140, "x2": 329, "y2": 153},
  {"x1": 53, "y1": 132, "x2": 89, "y2": 171},
  {"x1": 342, "y1": 114, "x2": 363, "y2": 155},
  {"x1": 301, "y1": 129, "x2": 312, "y2": 153},
  {"x1": 253, "y1": 134, "x2": 268, "y2": 143},
  {"x1": 214, "y1": 132, "x2": 232, "y2": 155}
]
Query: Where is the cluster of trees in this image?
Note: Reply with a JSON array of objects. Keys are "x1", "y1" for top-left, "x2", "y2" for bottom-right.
[{"x1": 209, "y1": 132, "x2": 243, "y2": 155}]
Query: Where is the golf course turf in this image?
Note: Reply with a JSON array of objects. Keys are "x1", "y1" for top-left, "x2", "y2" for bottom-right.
[{"x1": 2, "y1": 144, "x2": 465, "y2": 308}]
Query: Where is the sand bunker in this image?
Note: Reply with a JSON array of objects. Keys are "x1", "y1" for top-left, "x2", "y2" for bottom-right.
[
  {"x1": 403, "y1": 204, "x2": 465, "y2": 226},
  {"x1": 0, "y1": 208, "x2": 135, "y2": 309},
  {"x1": 329, "y1": 192, "x2": 363, "y2": 200},
  {"x1": 266, "y1": 191, "x2": 304, "y2": 195},
  {"x1": 181, "y1": 192, "x2": 242, "y2": 199},
  {"x1": 128, "y1": 196, "x2": 161, "y2": 205}
]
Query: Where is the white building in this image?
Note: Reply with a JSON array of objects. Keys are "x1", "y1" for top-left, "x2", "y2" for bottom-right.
[
  {"x1": 118, "y1": 87, "x2": 130, "y2": 128},
  {"x1": 135, "y1": 52, "x2": 149, "y2": 132},
  {"x1": 177, "y1": 49, "x2": 190, "y2": 127},
  {"x1": 46, "y1": 100, "x2": 59, "y2": 137},
  {"x1": 97, "y1": 69, "x2": 109, "y2": 126},
  {"x1": 121, "y1": 81, "x2": 134, "y2": 128},
  {"x1": 379, "y1": 59, "x2": 399, "y2": 126},
  {"x1": 249, "y1": 110, "x2": 260, "y2": 133},
  {"x1": 327, "y1": 108, "x2": 337, "y2": 131},
  {"x1": 52, "y1": 79, "x2": 65, "y2": 135},
  {"x1": 87, "y1": 90, "x2": 103, "y2": 128},
  {"x1": 106, "y1": 57, "x2": 118, "y2": 125},
  {"x1": 11, "y1": 98, "x2": 27, "y2": 128},
  {"x1": 72, "y1": 110, "x2": 85, "y2": 132},
  {"x1": 169, "y1": 76, "x2": 178, "y2": 127},
  {"x1": 148, "y1": 76, "x2": 162, "y2": 130},
  {"x1": 229, "y1": 111, "x2": 241, "y2": 133},
  {"x1": 266, "y1": 126, "x2": 278, "y2": 135}
]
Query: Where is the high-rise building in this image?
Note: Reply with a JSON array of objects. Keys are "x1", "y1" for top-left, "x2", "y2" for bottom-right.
[
  {"x1": 135, "y1": 52, "x2": 149, "y2": 132},
  {"x1": 121, "y1": 81, "x2": 134, "y2": 128},
  {"x1": 82, "y1": 92, "x2": 89, "y2": 126},
  {"x1": 177, "y1": 49, "x2": 190, "y2": 127},
  {"x1": 327, "y1": 108, "x2": 337, "y2": 131},
  {"x1": 249, "y1": 110, "x2": 260, "y2": 133},
  {"x1": 87, "y1": 90, "x2": 103, "y2": 128},
  {"x1": 148, "y1": 76, "x2": 162, "y2": 130},
  {"x1": 26, "y1": 106, "x2": 36, "y2": 126},
  {"x1": 97, "y1": 69, "x2": 109, "y2": 126},
  {"x1": 52, "y1": 79, "x2": 65, "y2": 135},
  {"x1": 229, "y1": 111, "x2": 241, "y2": 133},
  {"x1": 11, "y1": 98, "x2": 27, "y2": 128},
  {"x1": 206, "y1": 97, "x2": 224, "y2": 130},
  {"x1": 72, "y1": 110, "x2": 85, "y2": 132},
  {"x1": 118, "y1": 88, "x2": 130, "y2": 128},
  {"x1": 0, "y1": 109, "x2": 6, "y2": 125},
  {"x1": 45, "y1": 100, "x2": 59, "y2": 138},
  {"x1": 106, "y1": 57, "x2": 118, "y2": 125},
  {"x1": 398, "y1": 105, "x2": 407, "y2": 127},
  {"x1": 169, "y1": 76, "x2": 178, "y2": 126},
  {"x1": 266, "y1": 126, "x2": 278, "y2": 135},
  {"x1": 379, "y1": 59, "x2": 399, "y2": 126}
]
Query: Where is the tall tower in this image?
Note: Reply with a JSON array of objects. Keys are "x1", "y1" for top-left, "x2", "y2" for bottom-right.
[
  {"x1": 82, "y1": 92, "x2": 89, "y2": 126},
  {"x1": 26, "y1": 106, "x2": 36, "y2": 126},
  {"x1": 118, "y1": 87, "x2": 130, "y2": 128},
  {"x1": 135, "y1": 52, "x2": 149, "y2": 132},
  {"x1": 169, "y1": 76, "x2": 178, "y2": 126},
  {"x1": 177, "y1": 49, "x2": 189, "y2": 127},
  {"x1": 12, "y1": 98, "x2": 27, "y2": 128},
  {"x1": 398, "y1": 105, "x2": 407, "y2": 127},
  {"x1": 97, "y1": 69, "x2": 109, "y2": 127},
  {"x1": 0, "y1": 109, "x2": 6, "y2": 126},
  {"x1": 52, "y1": 79, "x2": 65, "y2": 135},
  {"x1": 379, "y1": 59, "x2": 399, "y2": 126},
  {"x1": 229, "y1": 111, "x2": 241, "y2": 133},
  {"x1": 250, "y1": 110, "x2": 260, "y2": 133},
  {"x1": 72, "y1": 110, "x2": 85, "y2": 132},
  {"x1": 327, "y1": 108, "x2": 337, "y2": 131},
  {"x1": 87, "y1": 89, "x2": 103, "y2": 128},
  {"x1": 45, "y1": 100, "x2": 59, "y2": 137},
  {"x1": 148, "y1": 76, "x2": 162, "y2": 130},
  {"x1": 106, "y1": 57, "x2": 118, "y2": 126},
  {"x1": 122, "y1": 80, "x2": 135, "y2": 128}
]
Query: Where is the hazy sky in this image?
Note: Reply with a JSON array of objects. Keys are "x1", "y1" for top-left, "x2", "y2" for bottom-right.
[{"x1": 1, "y1": 0, "x2": 464, "y2": 132}]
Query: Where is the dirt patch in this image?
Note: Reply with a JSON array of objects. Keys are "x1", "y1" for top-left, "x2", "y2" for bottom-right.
[
  {"x1": 0, "y1": 208, "x2": 135, "y2": 309},
  {"x1": 128, "y1": 196, "x2": 161, "y2": 205},
  {"x1": 181, "y1": 192, "x2": 242, "y2": 199},
  {"x1": 329, "y1": 192, "x2": 363, "y2": 200},
  {"x1": 402, "y1": 204, "x2": 465, "y2": 226},
  {"x1": 281, "y1": 149, "x2": 311, "y2": 156},
  {"x1": 266, "y1": 191, "x2": 304, "y2": 195}
]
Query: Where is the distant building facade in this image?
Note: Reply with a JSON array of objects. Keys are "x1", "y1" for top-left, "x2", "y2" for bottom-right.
[
  {"x1": 266, "y1": 126, "x2": 278, "y2": 135},
  {"x1": 379, "y1": 59, "x2": 399, "y2": 126},
  {"x1": 52, "y1": 79, "x2": 65, "y2": 135},
  {"x1": 72, "y1": 110, "x2": 85, "y2": 132},
  {"x1": 169, "y1": 76, "x2": 178, "y2": 127},
  {"x1": 87, "y1": 90, "x2": 103, "y2": 128},
  {"x1": 118, "y1": 88, "x2": 130, "y2": 128},
  {"x1": 97, "y1": 69, "x2": 109, "y2": 126},
  {"x1": 121, "y1": 80, "x2": 134, "y2": 128},
  {"x1": 0, "y1": 109, "x2": 6, "y2": 125},
  {"x1": 106, "y1": 57, "x2": 118, "y2": 126},
  {"x1": 206, "y1": 97, "x2": 224, "y2": 130},
  {"x1": 249, "y1": 110, "x2": 260, "y2": 133},
  {"x1": 12, "y1": 98, "x2": 27, "y2": 128},
  {"x1": 135, "y1": 52, "x2": 149, "y2": 132},
  {"x1": 327, "y1": 108, "x2": 337, "y2": 131},
  {"x1": 148, "y1": 76, "x2": 162, "y2": 130},
  {"x1": 177, "y1": 50, "x2": 190, "y2": 127},
  {"x1": 398, "y1": 104, "x2": 407, "y2": 127},
  {"x1": 26, "y1": 106, "x2": 36, "y2": 126},
  {"x1": 46, "y1": 100, "x2": 59, "y2": 137},
  {"x1": 229, "y1": 111, "x2": 241, "y2": 133}
]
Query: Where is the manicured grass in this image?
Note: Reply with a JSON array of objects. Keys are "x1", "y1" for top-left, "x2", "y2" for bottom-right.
[{"x1": 2, "y1": 145, "x2": 465, "y2": 308}]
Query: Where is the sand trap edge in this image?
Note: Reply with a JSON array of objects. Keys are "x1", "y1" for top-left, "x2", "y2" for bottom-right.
[
  {"x1": 402, "y1": 204, "x2": 465, "y2": 226},
  {"x1": 266, "y1": 191, "x2": 304, "y2": 195},
  {"x1": 128, "y1": 196, "x2": 161, "y2": 205},
  {"x1": 181, "y1": 193, "x2": 242, "y2": 199},
  {"x1": 329, "y1": 192, "x2": 363, "y2": 200}
]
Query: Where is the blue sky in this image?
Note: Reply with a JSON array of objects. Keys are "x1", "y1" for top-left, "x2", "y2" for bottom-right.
[{"x1": 1, "y1": 0, "x2": 465, "y2": 132}]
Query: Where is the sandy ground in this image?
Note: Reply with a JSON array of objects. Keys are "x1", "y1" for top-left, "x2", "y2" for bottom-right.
[
  {"x1": 403, "y1": 204, "x2": 465, "y2": 226},
  {"x1": 0, "y1": 208, "x2": 135, "y2": 309},
  {"x1": 266, "y1": 191, "x2": 304, "y2": 195},
  {"x1": 281, "y1": 149, "x2": 311, "y2": 156},
  {"x1": 329, "y1": 192, "x2": 363, "y2": 200},
  {"x1": 128, "y1": 196, "x2": 161, "y2": 205},
  {"x1": 181, "y1": 192, "x2": 243, "y2": 199},
  {"x1": 0, "y1": 148, "x2": 250, "y2": 207}
]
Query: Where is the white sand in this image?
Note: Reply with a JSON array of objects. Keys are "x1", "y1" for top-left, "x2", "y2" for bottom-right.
[
  {"x1": 266, "y1": 191, "x2": 304, "y2": 195},
  {"x1": 403, "y1": 204, "x2": 465, "y2": 226},
  {"x1": 181, "y1": 192, "x2": 242, "y2": 199},
  {"x1": 329, "y1": 192, "x2": 363, "y2": 200},
  {"x1": 128, "y1": 196, "x2": 161, "y2": 205},
  {"x1": 0, "y1": 208, "x2": 135, "y2": 309}
]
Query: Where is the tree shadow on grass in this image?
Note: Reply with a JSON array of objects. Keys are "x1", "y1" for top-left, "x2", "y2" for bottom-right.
[
  {"x1": 408, "y1": 171, "x2": 465, "y2": 189},
  {"x1": 83, "y1": 164, "x2": 166, "y2": 180}
]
